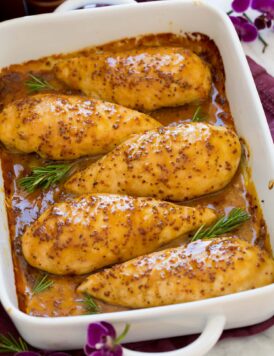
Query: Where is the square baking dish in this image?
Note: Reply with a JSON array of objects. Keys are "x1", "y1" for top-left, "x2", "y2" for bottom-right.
[{"x1": 0, "y1": 0, "x2": 273, "y2": 354}]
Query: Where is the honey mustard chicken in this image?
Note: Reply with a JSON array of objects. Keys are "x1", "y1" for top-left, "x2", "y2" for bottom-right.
[
  {"x1": 65, "y1": 123, "x2": 241, "y2": 201},
  {"x1": 78, "y1": 237, "x2": 274, "y2": 308},
  {"x1": 0, "y1": 93, "x2": 160, "y2": 160},
  {"x1": 55, "y1": 47, "x2": 212, "y2": 111},
  {"x1": 21, "y1": 194, "x2": 216, "y2": 275}
]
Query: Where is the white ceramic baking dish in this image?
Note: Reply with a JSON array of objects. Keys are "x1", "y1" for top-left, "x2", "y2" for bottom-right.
[{"x1": 0, "y1": 1, "x2": 273, "y2": 355}]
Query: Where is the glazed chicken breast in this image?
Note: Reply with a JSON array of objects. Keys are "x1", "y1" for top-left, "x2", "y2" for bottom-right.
[
  {"x1": 0, "y1": 93, "x2": 160, "y2": 160},
  {"x1": 21, "y1": 194, "x2": 216, "y2": 275},
  {"x1": 55, "y1": 47, "x2": 212, "y2": 111},
  {"x1": 78, "y1": 237, "x2": 274, "y2": 308},
  {"x1": 65, "y1": 123, "x2": 241, "y2": 201}
]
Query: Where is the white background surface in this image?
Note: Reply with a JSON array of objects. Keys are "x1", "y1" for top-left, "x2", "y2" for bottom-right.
[{"x1": 205, "y1": 1, "x2": 274, "y2": 355}]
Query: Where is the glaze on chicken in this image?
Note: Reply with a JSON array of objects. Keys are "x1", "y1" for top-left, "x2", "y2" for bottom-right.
[
  {"x1": 0, "y1": 93, "x2": 160, "y2": 160},
  {"x1": 65, "y1": 123, "x2": 241, "y2": 201},
  {"x1": 22, "y1": 194, "x2": 216, "y2": 275},
  {"x1": 55, "y1": 47, "x2": 212, "y2": 111},
  {"x1": 78, "y1": 237, "x2": 274, "y2": 308}
]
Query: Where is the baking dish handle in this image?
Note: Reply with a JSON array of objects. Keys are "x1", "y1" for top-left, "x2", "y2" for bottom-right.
[
  {"x1": 122, "y1": 314, "x2": 226, "y2": 356},
  {"x1": 54, "y1": 0, "x2": 137, "y2": 13}
]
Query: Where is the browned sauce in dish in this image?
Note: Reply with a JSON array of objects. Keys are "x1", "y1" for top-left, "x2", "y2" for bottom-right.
[{"x1": 0, "y1": 33, "x2": 270, "y2": 317}]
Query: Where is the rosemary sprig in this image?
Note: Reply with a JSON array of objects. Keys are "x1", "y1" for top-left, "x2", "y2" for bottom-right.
[
  {"x1": 83, "y1": 294, "x2": 100, "y2": 314},
  {"x1": 0, "y1": 333, "x2": 28, "y2": 353},
  {"x1": 114, "y1": 324, "x2": 130, "y2": 345},
  {"x1": 19, "y1": 163, "x2": 73, "y2": 193},
  {"x1": 32, "y1": 274, "x2": 54, "y2": 294},
  {"x1": 191, "y1": 208, "x2": 250, "y2": 242},
  {"x1": 192, "y1": 106, "x2": 206, "y2": 122},
  {"x1": 26, "y1": 74, "x2": 55, "y2": 92}
]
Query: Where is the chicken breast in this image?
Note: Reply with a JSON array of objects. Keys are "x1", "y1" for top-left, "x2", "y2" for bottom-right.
[
  {"x1": 65, "y1": 123, "x2": 241, "y2": 201},
  {"x1": 55, "y1": 47, "x2": 212, "y2": 111},
  {"x1": 78, "y1": 237, "x2": 274, "y2": 308},
  {"x1": 0, "y1": 93, "x2": 160, "y2": 160},
  {"x1": 22, "y1": 194, "x2": 216, "y2": 275}
]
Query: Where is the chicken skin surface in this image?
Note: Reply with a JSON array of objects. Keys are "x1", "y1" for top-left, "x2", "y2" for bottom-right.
[
  {"x1": 0, "y1": 93, "x2": 160, "y2": 160},
  {"x1": 21, "y1": 194, "x2": 216, "y2": 275},
  {"x1": 78, "y1": 237, "x2": 274, "y2": 308},
  {"x1": 65, "y1": 123, "x2": 241, "y2": 201},
  {"x1": 55, "y1": 47, "x2": 212, "y2": 111}
]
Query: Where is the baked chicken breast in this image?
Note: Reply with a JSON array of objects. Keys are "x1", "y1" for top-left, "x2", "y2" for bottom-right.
[
  {"x1": 0, "y1": 93, "x2": 160, "y2": 160},
  {"x1": 55, "y1": 47, "x2": 212, "y2": 111},
  {"x1": 22, "y1": 194, "x2": 216, "y2": 275},
  {"x1": 78, "y1": 237, "x2": 274, "y2": 308},
  {"x1": 65, "y1": 123, "x2": 241, "y2": 201}
]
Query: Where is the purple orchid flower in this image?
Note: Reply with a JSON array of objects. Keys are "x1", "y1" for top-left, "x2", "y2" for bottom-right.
[
  {"x1": 232, "y1": 0, "x2": 251, "y2": 12},
  {"x1": 231, "y1": 0, "x2": 274, "y2": 28},
  {"x1": 229, "y1": 0, "x2": 273, "y2": 50},
  {"x1": 230, "y1": 15, "x2": 259, "y2": 41},
  {"x1": 14, "y1": 322, "x2": 129, "y2": 356},
  {"x1": 252, "y1": 0, "x2": 274, "y2": 18},
  {"x1": 232, "y1": 0, "x2": 274, "y2": 16},
  {"x1": 254, "y1": 12, "x2": 273, "y2": 28},
  {"x1": 252, "y1": 0, "x2": 274, "y2": 28},
  {"x1": 84, "y1": 322, "x2": 130, "y2": 356}
]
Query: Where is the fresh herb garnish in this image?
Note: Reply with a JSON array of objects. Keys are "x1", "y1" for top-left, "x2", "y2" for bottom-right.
[
  {"x1": 19, "y1": 163, "x2": 72, "y2": 193},
  {"x1": 191, "y1": 208, "x2": 250, "y2": 242},
  {"x1": 83, "y1": 294, "x2": 100, "y2": 314},
  {"x1": 192, "y1": 106, "x2": 206, "y2": 122},
  {"x1": 0, "y1": 333, "x2": 28, "y2": 353},
  {"x1": 26, "y1": 74, "x2": 55, "y2": 92},
  {"x1": 114, "y1": 324, "x2": 130, "y2": 345},
  {"x1": 32, "y1": 274, "x2": 54, "y2": 294}
]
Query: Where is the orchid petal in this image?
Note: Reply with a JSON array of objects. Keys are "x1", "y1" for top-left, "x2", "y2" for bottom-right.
[
  {"x1": 241, "y1": 22, "x2": 259, "y2": 41},
  {"x1": 112, "y1": 345, "x2": 123, "y2": 356},
  {"x1": 230, "y1": 15, "x2": 247, "y2": 27},
  {"x1": 252, "y1": 0, "x2": 274, "y2": 18},
  {"x1": 89, "y1": 351, "x2": 110, "y2": 356},
  {"x1": 88, "y1": 347, "x2": 122, "y2": 356},
  {"x1": 86, "y1": 322, "x2": 115, "y2": 349},
  {"x1": 100, "y1": 322, "x2": 116, "y2": 340},
  {"x1": 254, "y1": 13, "x2": 273, "y2": 28},
  {"x1": 232, "y1": 0, "x2": 251, "y2": 12},
  {"x1": 84, "y1": 343, "x2": 95, "y2": 355},
  {"x1": 230, "y1": 16, "x2": 258, "y2": 42},
  {"x1": 85, "y1": 322, "x2": 123, "y2": 356}
]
